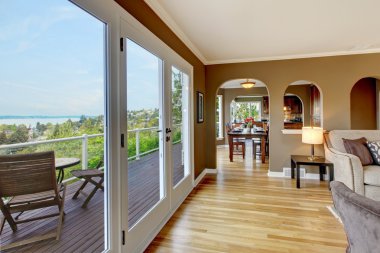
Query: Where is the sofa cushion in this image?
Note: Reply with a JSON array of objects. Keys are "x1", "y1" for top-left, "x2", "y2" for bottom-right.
[
  {"x1": 364, "y1": 165, "x2": 380, "y2": 187},
  {"x1": 343, "y1": 138, "x2": 373, "y2": 165},
  {"x1": 367, "y1": 141, "x2": 380, "y2": 165},
  {"x1": 328, "y1": 130, "x2": 380, "y2": 153}
]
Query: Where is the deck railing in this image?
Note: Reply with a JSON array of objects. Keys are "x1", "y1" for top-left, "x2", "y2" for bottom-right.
[
  {"x1": 128, "y1": 124, "x2": 182, "y2": 160},
  {"x1": 0, "y1": 124, "x2": 182, "y2": 182}
]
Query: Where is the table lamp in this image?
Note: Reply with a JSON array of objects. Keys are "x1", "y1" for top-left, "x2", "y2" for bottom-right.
[{"x1": 302, "y1": 127, "x2": 323, "y2": 161}]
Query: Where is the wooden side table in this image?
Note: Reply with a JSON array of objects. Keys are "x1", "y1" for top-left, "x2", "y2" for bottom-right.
[{"x1": 290, "y1": 155, "x2": 334, "y2": 189}]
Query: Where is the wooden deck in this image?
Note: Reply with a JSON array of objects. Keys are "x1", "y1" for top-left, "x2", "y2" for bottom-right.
[{"x1": 1, "y1": 143, "x2": 184, "y2": 252}]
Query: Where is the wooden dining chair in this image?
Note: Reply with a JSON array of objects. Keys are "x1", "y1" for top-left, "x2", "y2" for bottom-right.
[
  {"x1": 0, "y1": 151, "x2": 66, "y2": 250},
  {"x1": 226, "y1": 123, "x2": 245, "y2": 159},
  {"x1": 71, "y1": 160, "x2": 104, "y2": 208}
]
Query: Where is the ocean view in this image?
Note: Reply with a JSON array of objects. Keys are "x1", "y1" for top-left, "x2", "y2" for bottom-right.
[{"x1": 0, "y1": 116, "x2": 82, "y2": 127}]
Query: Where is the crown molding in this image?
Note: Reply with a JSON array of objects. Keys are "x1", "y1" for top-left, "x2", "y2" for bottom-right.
[
  {"x1": 204, "y1": 48, "x2": 380, "y2": 65},
  {"x1": 145, "y1": 0, "x2": 208, "y2": 64}
]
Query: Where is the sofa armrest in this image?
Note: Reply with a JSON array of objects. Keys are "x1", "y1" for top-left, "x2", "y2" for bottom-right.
[{"x1": 324, "y1": 145, "x2": 364, "y2": 195}]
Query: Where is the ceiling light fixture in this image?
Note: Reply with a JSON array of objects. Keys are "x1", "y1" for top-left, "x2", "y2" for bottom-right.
[{"x1": 240, "y1": 79, "x2": 255, "y2": 89}]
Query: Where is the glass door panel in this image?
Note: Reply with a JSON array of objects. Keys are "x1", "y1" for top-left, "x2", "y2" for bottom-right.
[
  {"x1": 126, "y1": 39, "x2": 164, "y2": 228},
  {"x1": 171, "y1": 67, "x2": 190, "y2": 187}
]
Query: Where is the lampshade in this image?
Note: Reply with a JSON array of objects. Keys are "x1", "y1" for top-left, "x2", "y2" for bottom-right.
[
  {"x1": 241, "y1": 79, "x2": 255, "y2": 88},
  {"x1": 302, "y1": 127, "x2": 323, "y2": 145}
]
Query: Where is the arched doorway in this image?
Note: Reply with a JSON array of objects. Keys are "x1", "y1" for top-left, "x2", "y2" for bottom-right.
[
  {"x1": 350, "y1": 77, "x2": 380, "y2": 129},
  {"x1": 283, "y1": 80, "x2": 323, "y2": 130},
  {"x1": 215, "y1": 78, "x2": 270, "y2": 168}
]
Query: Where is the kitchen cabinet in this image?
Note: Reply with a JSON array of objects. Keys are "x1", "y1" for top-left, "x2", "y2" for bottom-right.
[
  {"x1": 263, "y1": 96, "x2": 269, "y2": 114},
  {"x1": 310, "y1": 86, "x2": 321, "y2": 127},
  {"x1": 284, "y1": 122, "x2": 303, "y2": 129},
  {"x1": 284, "y1": 96, "x2": 302, "y2": 114}
]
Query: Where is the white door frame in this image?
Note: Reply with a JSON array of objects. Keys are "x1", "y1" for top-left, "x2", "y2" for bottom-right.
[{"x1": 70, "y1": 1, "x2": 195, "y2": 252}]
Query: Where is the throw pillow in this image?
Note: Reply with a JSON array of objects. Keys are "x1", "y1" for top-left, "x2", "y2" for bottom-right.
[
  {"x1": 343, "y1": 137, "x2": 373, "y2": 166},
  {"x1": 367, "y1": 141, "x2": 380, "y2": 165}
]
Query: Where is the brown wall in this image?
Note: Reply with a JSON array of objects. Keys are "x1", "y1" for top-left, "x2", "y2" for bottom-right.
[
  {"x1": 351, "y1": 78, "x2": 377, "y2": 130},
  {"x1": 115, "y1": 0, "x2": 206, "y2": 177},
  {"x1": 205, "y1": 54, "x2": 380, "y2": 172}
]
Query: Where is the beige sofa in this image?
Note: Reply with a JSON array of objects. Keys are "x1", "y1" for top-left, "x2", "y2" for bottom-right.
[{"x1": 324, "y1": 130, "x2": 380, "y2": 201}]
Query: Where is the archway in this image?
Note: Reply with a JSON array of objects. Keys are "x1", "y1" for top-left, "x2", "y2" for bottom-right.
[
  {"x1": 283, "y1": 80, "x2": 323, "y2": 130},
  {"x1": 215, "y1": 78, "x2": 270, "y2": 168},
  {"x1": 350, "y1": 77, "x2": 380, "y2": 129}
]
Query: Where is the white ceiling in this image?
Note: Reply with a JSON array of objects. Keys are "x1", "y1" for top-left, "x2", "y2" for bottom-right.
[
  {"x1": 220, "y1": 79, "x2": 266, "y2": 89},
  {"x1": 145, "y1": 0, "x2": 380, "y2": 65},
  {"x1": 220, "y1": 79, "x2": 310, "y2": 89}
]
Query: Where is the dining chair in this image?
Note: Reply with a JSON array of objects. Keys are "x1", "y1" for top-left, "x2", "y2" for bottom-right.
[
  {"x1": 71, "y1": 160, "x2": 104, "y2": 208},
  {"x1": 226, "y1": 123, "x2": 245, "y2": 159},
  {"x1": 0, "y1": 151, "x2": 66, "y2": 250}
]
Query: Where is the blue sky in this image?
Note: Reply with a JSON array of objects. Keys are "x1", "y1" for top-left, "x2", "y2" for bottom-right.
[
  {"x1": 127, "y1": 39, "x2": 160, "y2": 111},
  {"x1": 0, "y1": 0, "x2": 105, "y2": 116},
  {"x1": 0, "y1": 0, "x2": 160, "y2": 116}
]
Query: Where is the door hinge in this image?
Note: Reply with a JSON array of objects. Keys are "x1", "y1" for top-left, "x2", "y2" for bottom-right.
[
  {"x1": 121, "y1": 134, "x2": 125, "y2": 148},
  {"x1": 122, "y1": 230, "x2": 125, "y2": 245},
  {"x1": 120, "y1": 38, "x2": 124, "y2": 52}
]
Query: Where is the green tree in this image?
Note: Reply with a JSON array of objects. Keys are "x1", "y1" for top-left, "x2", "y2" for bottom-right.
[
  {"x1": 0, "y1": 131, "x2": 7, "y2": 144},
  {"x1": 8, "y1": 125, "x2": 29, "y2": 144},
  {"x1": 172, "y1": 71, "x2": 183, "y2": 124}
]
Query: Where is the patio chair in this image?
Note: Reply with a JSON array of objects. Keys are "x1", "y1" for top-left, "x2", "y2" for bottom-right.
[
  {"x1": 71, "y1": 160, "x2": 104, "y2": 208},
  {"x1": 0, "y1": 151, "x2": 66, "y2": 250}
]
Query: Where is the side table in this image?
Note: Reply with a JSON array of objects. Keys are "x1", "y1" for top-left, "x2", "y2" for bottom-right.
[{"x1": 291, "y1": 155, "x2": 334, "y2": 189}]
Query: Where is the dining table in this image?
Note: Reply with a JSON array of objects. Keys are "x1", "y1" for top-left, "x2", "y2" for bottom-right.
[{"x1": 227, "y1": 129, "x2": 267, "y2": 163}]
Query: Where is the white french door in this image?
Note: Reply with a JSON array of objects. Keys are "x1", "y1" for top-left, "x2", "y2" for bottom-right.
[
  {"x1": 170, "y1": 67, "x2": 192, "y2": 206},
  {"x1": 120, "y1": 18, "x2": 193, "y2": 253}
]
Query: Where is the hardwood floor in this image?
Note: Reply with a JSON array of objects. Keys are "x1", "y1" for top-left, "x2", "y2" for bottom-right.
[{"x1": 145, "y1": 143, "x2": 347, "y2": 253}]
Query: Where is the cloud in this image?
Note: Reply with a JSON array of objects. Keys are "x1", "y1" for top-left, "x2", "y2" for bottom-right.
[{"x1": 0, "y1": 2, "x2": 82, "y2": 55}]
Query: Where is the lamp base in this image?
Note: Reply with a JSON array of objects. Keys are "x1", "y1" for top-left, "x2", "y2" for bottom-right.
[{"x1": 307, "y1": 155, "x2": 321, "y2": 161}]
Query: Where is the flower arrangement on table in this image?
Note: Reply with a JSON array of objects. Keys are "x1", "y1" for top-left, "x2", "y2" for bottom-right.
[{"x1": 244, "y1": 117, "x2": 254, "y2": 129}]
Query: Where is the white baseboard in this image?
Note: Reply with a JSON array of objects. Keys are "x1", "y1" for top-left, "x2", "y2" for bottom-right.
[
  {"x1": 206, "y1": 168, "x2": 218, "y2": 174},
  {"x1": 268, "y1": 167, "x2": 330, "y2": 180},
  {"x1": 193, "y1": 168, "x2": 218, "y2": 187},
  {"x1": 193, "y1": 169, "x2": 207, "y2": 187}
]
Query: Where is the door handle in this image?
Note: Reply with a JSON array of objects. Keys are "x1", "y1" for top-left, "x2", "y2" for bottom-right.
[{"x1": 156, "y1": 129, "x2": 162, "y2": 132}]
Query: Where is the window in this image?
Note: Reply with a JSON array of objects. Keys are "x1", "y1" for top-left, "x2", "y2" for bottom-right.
[
  {"x1": 0, "y1": 0, "x2": 107, "y2": 251},
  {"x1": 216, "y1": 95, "x2": 223, "y2": 138},
  {"x1": 231, "y1": 100, "x2": 262, "y2": 122}
]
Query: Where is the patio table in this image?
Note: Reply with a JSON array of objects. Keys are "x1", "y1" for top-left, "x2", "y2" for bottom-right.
[{"x1": 55, "y1": 157, "x2": 81, "y2": 183}]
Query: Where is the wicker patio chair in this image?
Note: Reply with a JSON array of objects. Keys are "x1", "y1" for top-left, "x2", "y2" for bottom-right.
[
  {"x1": 0, "y1": 151, "x2": 66, "y2": 250},
  {"x1": 71, "y1": 160, "x2": 104, "y2": 208}
]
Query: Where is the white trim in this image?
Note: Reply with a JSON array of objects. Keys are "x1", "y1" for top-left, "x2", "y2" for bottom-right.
[
  {"x1": 144, "y1": 0, "x2": 207, "y2": 64},
  {"x1": 267, "y1": 171, "x2": 286, "y2": 178},
  {"x1": 193, "y1": 168, "x2": 218, "y2": 187},
  {"x1": 205, "y1": 48, "x2": 380, "y2": 65},
  {"x1": 267, "y1": 167, "x2": 330, "y2": 180},
  {"x1": 281, "y1": 129, "x2": 302, "y2": 135},
  {"x1": 193, "y1": 169, "x2": 207, "y2": 187},
  {"x1": 206, "y1": 168, "x2": 218, "y2": 174}
]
